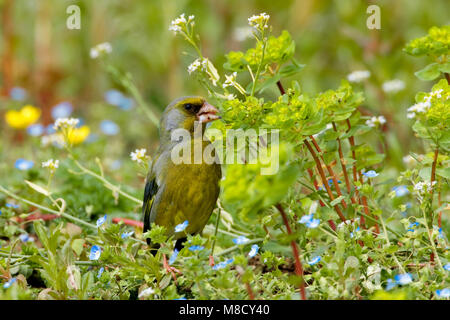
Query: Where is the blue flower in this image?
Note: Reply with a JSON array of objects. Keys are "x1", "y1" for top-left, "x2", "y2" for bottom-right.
[
  {"x1": 10, "y1": 87, "x2": 27, "y2": 101},
  {"x1": 299, "y1": 214, "x2": 313, "y2": 224},
  {"x1": 174, "y1": 220, "x2": 189, "y2": 233},
  {"x1": 299, "y1": 214, "x2": 320, "y2": 228},
  {"x1": 248, "y1": 244, "x2": 259, "y2": 258},
  {"x1": 104, "y1": 90, "x2": 134, "y2": 110},
  {"x1": 26, "y1": 124, "x2": 44, "y2": 136},
  {"x1": 212, "y1": 258, "x2": 234, "y2": 270},
  {"x1": 97, "y1": 267, "x2": 104, "y2": 278},
  {"x1": 363, "y1": 170, "x2": 378, "y2": 178},
  {"x1": 6, "y1": 203, "x2": 19, "y2": 209},
  {"x1": 350, "y1": 227, "x2": 360, "y2": 238},
  {"x1": 407, "y1": 222, "x2": 419, "y2": 232},
  {"x1": 3, "y1": 278, "x2": 16, "y2": 289},
  {"x1": 121, "y1": 231, "x2": 134, "y2": 239},
  {"x1": 109, "y1": 160, "x2": 122, "y2": 170},
  {"x1": 89, "y1": 245, "x2": 102, "y2": 260},
  {"x1": 232, "y1": 236, "x2": 250, "y2": 245},
  {"x1": 385, "y1": 278, "x2": 396, "y2": 291},
  {"x1": 173, "y1": 297, "x2": 187, "y2": 300},
  {"x1": 169, "y1": 249, "x2": 179, "y2": 265},
  {"x1": 51, "y1": 102, "x2": 73, "y2": 120},
  {"x1": 436, "y1": 288, "x2": 450, "y2": 298},
  {"x1": 392, "y1": 185, "x2": 409, "y2": 197},
  {"x1": 100, "y1": 120, "x2": 120, "y2": 136},
  {"x1": 444, "y1": 263, "x2": 450, "y2": 271},
  {"x1": 394, "y1": 273, "x2": 413, "y2": 285},
  {"x1": 19, "y1": 234, "x2": 33, "y2": 243},
  {"x1": 308, "y1": 256, "x2": 321, "y2": 265},
  {"x1": 306, "y1": 218, "x2": 320, "y2": 229},
  {"x1": 15, "y1": 158, "x2": 34, "y2": 170},
  {"x1": 96, "y1": 214, "x2": 107, "y2": 227},
  {"x1": 188, "y1": 245, "x2": 204, "y2": 252}
]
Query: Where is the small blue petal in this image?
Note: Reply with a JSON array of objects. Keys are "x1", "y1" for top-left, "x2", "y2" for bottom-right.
[
  {"x1": 392, "y1": 185, "x2": 409, "y2": 197},
  {"x1": 121, "y1": 231, "x2": 134, "y2": 239},
  {"x1": 173, "y1": 297, "x2": 187, "y2": 300},
  {"x1": 51, "y1": 102, "x2": 73, "y2": 120},
  {"x1": 26, "y1": 124, "x2": 44, "y2": 136},
  {"x1": 385, "y1": 278, "x2": 396, "y2": 291},
  {"x1": 89, "y1": 245, "x2": 102, "y2": 260},
  {"x1": 100, "y1": 120, "x2": 120, "y2": 136},
  {"x1": 97, "y1": 267, "x2": 104, "y2": 278},
  {"x1": 169, "y1": 249, "x2": 179, "y2": 265},
  {"x1": 15, "y1": 159, "x2": 34, "y2": 170},
  {"x1": 46, "y1": 124, "x2": 56, "y2": 134},
  {"x1": 6, "y1": 203, "x2": 19, "y2": 209},
  {"x1": 96, "y1": 214, "x2": 107, "y2": 227},
  {"x1": 118, "y1": 97, "x2": 134, "y2": 110},
  {"x1": 19, "y1": 234, "x2": 32, "y2": 242},
  {"x1": 248, "y1": 244, "x2": 259, "y2": 258},
  {"x1": 436, "y1": 288, "x2": 450, "y2": 298},
  {"x1": 363, "y1": 170, "x2": 378, "y2": 178},
  {"x1": 308, "y1": 256, "x2": 321, "y2": 265},
  {"x1": 188, "y1": 245, "x2": 204, "y2": 252},
  {"x1": 394, "y1": 273, "x2": 412, "y2": 285},
  {"x1": 105, "y1": 90, "x2": 124, "y2": 106},
  {"x1": 212, "y1": 258, "x2": 234, "y2": 270},
  {"x1": 306, "y1": 218, "x2": 320, "y2": 228},
  {"x1": 174, "y1": 220, "x2": 189, "y2": 233},
  {"x1": 3, "y1": 278, "x2": 16, "y2": 289},
  {"x1": 10, "y1": 87, "x2": 27, "y2": 101},
  {"x1": 299, "y1": 214, "x2": 313, "y2": 224},
  {"x1": 232, "y1": 236, "x2": 250, "y2": 245},
  {"x1": 443, "y1": 263, "x2": 450, "y2": 271}
]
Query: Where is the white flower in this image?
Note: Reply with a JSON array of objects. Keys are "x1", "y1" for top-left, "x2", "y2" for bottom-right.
[
  {"x1": 169, "y1": 14, "x2": 195, "y2": 35},
  {"x1": 223, "y1": 72, "x2": 237, "y2": 88},
  {"x1": 248, "y1": 13, "x2": 270, "y2": 29},
  {"x1": 54, "y1": 117, "x2": 80, "y2": 131},
  {"x1": 347, "y1": 70, "x2": 370, "y2": 83},
  {"x1": 42, "y1": 159, "x2": 59, "y2": 173},
  {"x1": 233, "y1": 26, "x2": 254, "y2": 41},
  {"x1": 382, "y1": 79, "x2": 405, "y2": 93},
  {"x1": 225, "y1": 94, "x2": 236, "y2": 100},
  {"x1": 365, "y1": 116, "x2": 386, "y2": 128},
  {"x1": 130, "y1": 148, "x2": 147, "y2": 164},
  {"x1": 187, "y1": 59, "x2": 201, "y2": 74},
  {"x1": 413, "y1": 181, "x2": 436, "y2": 195},
  {"x1": 138, "y1": 287, "x2": 155, "y2": 299},
  {"x1": 90, "y1": 42, "x2": 112, "y2": 59}
]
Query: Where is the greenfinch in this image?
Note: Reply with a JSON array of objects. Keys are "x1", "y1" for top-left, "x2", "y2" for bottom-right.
[{"x1": 142, "y1": 96, "x2": 221, "y2": 251}]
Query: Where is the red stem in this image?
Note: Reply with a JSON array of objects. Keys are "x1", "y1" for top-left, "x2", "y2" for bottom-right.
[
  {"x1": 275, "y1": 203, "x2": 307, "y2": 300},
  {"x1": 304, "y1": 140, "x2": 346, "y2": 222}
]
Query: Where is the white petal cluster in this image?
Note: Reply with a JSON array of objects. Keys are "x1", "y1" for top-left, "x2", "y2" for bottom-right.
[
  {"x1": 54, "y1": 117, "x2": 80, "y2": 130},
  {"x1": 248, "y1": 13, "x2": 270, "y2": 29},
  {"x1": 347, "y1": 70, "x2": 370, "y2": 83},
  {"x1": 42, "y1": 159, "x2": 60, "y2": 173},
  {"x1": 413, "y1": 181, "x2": 436, "y2": 195},
  {"x1": 188, "y1": 59, "x2": 202, "y2": 74},
  {"x1": 407, "y1": 89, "x2": 445, "y2": 119},
  {"x1": 90, "y1": 42, "x2": 112, "y2": 59},
  {"x1": 169, "y1": 14, "x2": 195, "y2": 35},
  {"x1": 382, "y1": 79, "x2": 405, "y2": 93},
  {"x1": 366, "y1": 116, "x2": 386, "y2": 127},
  {"x1": 130, "y1": 148, "x2": 147, "y2": 164},
  {"x1": 223, "y1": 72, "x2": 238, "y2": 88}
]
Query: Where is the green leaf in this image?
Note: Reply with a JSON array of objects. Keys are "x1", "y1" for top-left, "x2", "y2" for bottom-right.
[
  {"x1": 414, "y1": 63, "x2": 440, "y2": 81},
  {"x1": 436, "y1": 167, "x2": 450, "y2": 180},
  {"x1": 71, "y1": 239, "x2": 85, "y2": 256},
  {"x1": 438, "y1": 61, "x2": 450, "y2": 73}
]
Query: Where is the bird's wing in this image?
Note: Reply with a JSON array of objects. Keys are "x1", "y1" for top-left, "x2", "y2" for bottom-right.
[{"x1": 142, "y1": 152, "x2": 161, "y2": 234}]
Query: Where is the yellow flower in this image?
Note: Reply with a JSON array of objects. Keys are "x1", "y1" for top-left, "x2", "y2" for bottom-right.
[
  {"x1": 5, "y1": 105, "x2": 41, "y2": 129},
  {"x1": 67, "y1": 126, "x2": 90, "y2": 145}
]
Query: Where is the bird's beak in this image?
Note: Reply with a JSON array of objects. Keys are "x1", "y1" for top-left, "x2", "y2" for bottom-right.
[{"x1": 197, "y1": 102, "x2": 221, "y2": 123}]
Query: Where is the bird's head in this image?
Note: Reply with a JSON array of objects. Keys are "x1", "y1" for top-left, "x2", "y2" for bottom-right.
[{"x1": 160, "y1": 96, "x2": 220, "y2": 143}]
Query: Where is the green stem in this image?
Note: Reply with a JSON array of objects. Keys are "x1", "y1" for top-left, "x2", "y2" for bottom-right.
[
  {"x1": 379, "y1": 214, "x2": 405, "y2": 273},
  {"x1": 250, "y1": 39, "x2": 267, "y2": 96},
  {"x1": 216, "y1": 238, "x2": 264, "y2": 257},
  {"x1": 70, "y1": 157, "x2": 143, "y2": 205}
]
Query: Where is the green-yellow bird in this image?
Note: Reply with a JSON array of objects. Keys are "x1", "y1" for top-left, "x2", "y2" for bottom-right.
[{"x1": 142, "y1": 96, "x2": 221, "y2": 252}]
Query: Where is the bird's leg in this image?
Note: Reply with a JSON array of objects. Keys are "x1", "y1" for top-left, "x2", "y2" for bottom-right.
[{"x1": 162, "y1": 253, "x2": 181, "y2": 282}]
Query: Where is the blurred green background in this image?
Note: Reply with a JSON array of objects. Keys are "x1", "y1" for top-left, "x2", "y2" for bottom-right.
[{"x1": 0, "y1": 0, "x2": 449, "y2": 163}]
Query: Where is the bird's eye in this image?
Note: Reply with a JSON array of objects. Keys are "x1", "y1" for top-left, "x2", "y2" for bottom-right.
[{"x1": 184, "y1": 103, "x2": 194, "y2": 111}]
